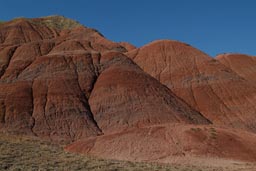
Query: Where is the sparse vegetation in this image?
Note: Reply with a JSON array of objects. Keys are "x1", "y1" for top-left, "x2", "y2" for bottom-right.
[
  {"x1": 0, "y1": 133, "x2": 235, "y2": 171},
  {"x1": 10, "y1": 17, "x2": 26, "y2": 22},
  {"x1": 190, "y1": 127, "x2": 202, "y2": 132},
  {"x1": 209, "y1": 127, "x2": 218, "y2": 139},
  {"x1": 2, "y1": 16, "x2": 81, "y2": 30},
  {"x1": 210, "y1": 132, "x2": 217, "y2": 139},
  {"x1": 29, "y1": 16, "x2": 82, "y2": 30},
  {"x1": 210, "y1": 127, "x2": 216, "y2": 132}
]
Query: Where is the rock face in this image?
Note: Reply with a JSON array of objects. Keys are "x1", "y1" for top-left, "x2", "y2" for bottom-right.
[
  {"x1": 216, "y1": 53, "x2": 256, "y2": 82},
  {"x1": 126, "y1": 40, "x2": 256, "y2": 133},
  {"x1": 1, "y1": 16, "x2": 256, "y2": 163}
]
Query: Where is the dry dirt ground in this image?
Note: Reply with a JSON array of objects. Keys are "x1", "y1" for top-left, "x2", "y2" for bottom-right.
[{"x1": 0, "y1": 133, "x2": 255, "y2": 171}]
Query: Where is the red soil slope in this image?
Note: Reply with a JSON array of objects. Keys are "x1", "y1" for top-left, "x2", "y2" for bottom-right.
[
  {"x1": 0, "y1": 16, "x2": 129, "y2": 142},
  {"x1": 216, "y1": 53, "x2": 256, "y2": 82},
  {"x1": 1, "y1": 16, "x2": 256, "y2": 164},
  {"x1": 66, "y1": 124, "x2": 256, "y2": 163},
  {"x1": 126, "y1": 40, "x2": 256, "y2": 133},
  {"x1": 89, "y1": 51, "x2": 209, "y2": 134}
]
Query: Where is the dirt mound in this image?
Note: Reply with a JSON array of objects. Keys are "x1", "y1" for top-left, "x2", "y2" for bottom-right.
[
  {"x1": 89, "y1": 51, "x2": 209, "y2": 134},
  {"x1": 0, "y1": 17, "x2": 209, "y2": 142},
  {"x1": 1, "y1": 16, "x2": 256, "y2": 165},
  {"x1": 66, "y1": 124, "x2": 256, "y2": 163},
  {"x1": 216, "y1": 53, "x2": 256, "y2": 82},
  {"x1": 0, "y1": 16, "x2": 130, "y2": 142},
  {"x1": 126, "y1": 40, "x2": 256, "y2": 133}
]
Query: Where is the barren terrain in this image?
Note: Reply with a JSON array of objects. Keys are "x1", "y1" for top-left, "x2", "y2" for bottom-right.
[
  {"x1": 1, "y1": 134, "x2": 255, "y2": 171},
  {"x1": 0, "y1": 16, "x2": 256, "y2": 170}
]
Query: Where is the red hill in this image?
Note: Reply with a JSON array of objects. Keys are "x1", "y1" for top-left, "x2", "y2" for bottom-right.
[{"x1": 0, "y1": 16, "x2": 256, "y2": 164}]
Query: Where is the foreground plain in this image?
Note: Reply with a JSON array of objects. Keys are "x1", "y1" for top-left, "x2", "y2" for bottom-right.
[{"x1": 0, "y1": 134, "x2": 255, "y2": 171}]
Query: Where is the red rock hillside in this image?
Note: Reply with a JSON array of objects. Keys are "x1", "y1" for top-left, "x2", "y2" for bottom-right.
[
  {"x1": 0, "y1": 16, "x2": 129, "y2": 142},
  {"x1": 126, "y1": 40, "x2": 256, "y2": 133},
  {"x1": 216, "y1": 53, "x2": 256, "y2": 82},
  {"x1": 0, "y1": 16, "x2": 256, "y2": 164}
]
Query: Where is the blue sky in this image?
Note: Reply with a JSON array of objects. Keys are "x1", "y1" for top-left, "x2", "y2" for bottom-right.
[{"x1": 0, "y1": 0, "x2": 256, "y2": 57}]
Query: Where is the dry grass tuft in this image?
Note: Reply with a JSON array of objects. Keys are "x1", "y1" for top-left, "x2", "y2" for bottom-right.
[
  {"x1": 30, "y1": 16, "x2": 82, "y2": 30},
  {"x1": 0, "y1": 133, "x2": 252, "y2": 171}
]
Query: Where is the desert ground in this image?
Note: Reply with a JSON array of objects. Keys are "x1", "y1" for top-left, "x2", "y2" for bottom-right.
[{"x1": 0, "y1": 133, "x2": 255, "y2": 171}]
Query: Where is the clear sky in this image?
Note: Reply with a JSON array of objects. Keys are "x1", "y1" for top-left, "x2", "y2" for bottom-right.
[{"x1": 0, "y1": 0, "x2": 255, "y2": 57}]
